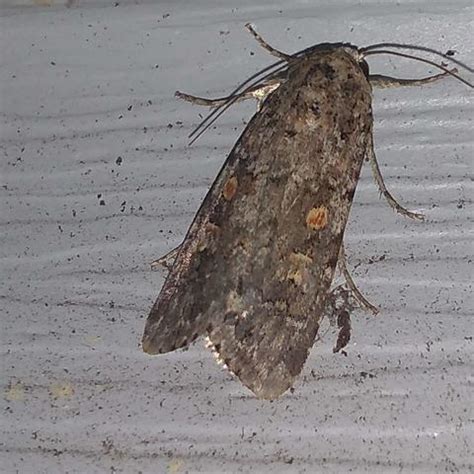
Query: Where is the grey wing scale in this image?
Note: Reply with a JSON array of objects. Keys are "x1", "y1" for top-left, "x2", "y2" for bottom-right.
[{"x1": 142, "y1": 140, "x2": 251, "y2": 355}]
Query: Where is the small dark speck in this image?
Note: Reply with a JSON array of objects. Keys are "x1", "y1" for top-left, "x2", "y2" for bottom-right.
[
  {"x1": 311, "y1": 103, "x2": 320, "y2": 115},
  {"x1": 127, "y1": 105, "x2": 132, "y2": 111},
  {"x1": 99, "y1": 200, "x2": 106, "y2": 206},
  {"x1": 250, "y1": 51, "x2": 255, "y2": 56},
  {"x1": 445, "y1": 50, "x2": 456, "y2": 56},
  {"x1": 50, "y1": 61, "x2": 56, "y2": 66},
  {"x1": 115, "y1": 156, "x2": 122, "y2": 165}
]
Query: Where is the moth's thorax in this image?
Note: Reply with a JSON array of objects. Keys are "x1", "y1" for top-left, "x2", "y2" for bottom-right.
[
  {"x1": 267, "y1": 48, "x2": 372, "y2": 145},
  {"x1": 298, "y1": 48, "x2": 370, "y2": 87}
]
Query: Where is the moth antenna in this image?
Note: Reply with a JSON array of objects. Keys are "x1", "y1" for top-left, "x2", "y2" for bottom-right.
[
  {"x1": 189, "y1": 62, "x2": 290, "y2": 144},
  {"x1": 361, "y1": 42, "x2": 474, "y2": 73},
  {"x1": 188, "y1": 59, "x2": 287, "y2": 141},
  {"x1": 364, "y1": 50, "x2": 473, "y2": 88},
  {"x1": 245, "y1": 23, "x2": 292, "y2": 61}
]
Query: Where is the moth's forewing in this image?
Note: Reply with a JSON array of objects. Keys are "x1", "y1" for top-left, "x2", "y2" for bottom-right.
[{"x1": 143, "y1": 49, "x2": 373, "y2": 399}]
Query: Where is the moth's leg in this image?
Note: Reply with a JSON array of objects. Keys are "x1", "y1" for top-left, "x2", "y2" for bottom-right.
[
  {"x1": 176, "y1": 77, "x2": 284, "y2": 111},
  {"x1": 245, "y1": 23, "x2": 292, "y2": 61},
  {"x1": 333, "y1": 306, "x2": 351, "y2": 354},
  {"x1": 339, "y1": 242, "x2": 379, "y2": 315},
  {"x1": 175, "y1": 91, "x2": 242, "y2": 108},
  {"x1": 323, "y1": 285, "x2": 353, "y2": 353},
  {"x1": 150, "y1": 245, "x2": 181, "y2": 271},
  {"x1": 369, "y1": 68, "x2": 457, "y2": 89},
  {"x1": 176, "y1": 89, "x2": 277, "y2": 108},
  {"x1": 368, "y1": 135, "x2": 425, "y2": 220}
]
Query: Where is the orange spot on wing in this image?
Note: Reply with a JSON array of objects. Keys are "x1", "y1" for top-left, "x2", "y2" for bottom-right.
[
  {"x1": 306, "y1": 206, "x2": 328, "y2": 230},
  {"x1": 223, "y1": 176, "x2": 238, "y2": 201}
]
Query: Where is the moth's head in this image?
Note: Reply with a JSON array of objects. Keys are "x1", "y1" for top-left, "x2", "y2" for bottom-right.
[{"x1": 299, "y1": 42, "x2": 370, "y2": 78}]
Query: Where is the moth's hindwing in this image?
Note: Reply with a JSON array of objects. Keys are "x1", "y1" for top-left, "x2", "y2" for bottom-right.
[{"x1": 143, "y1": 49, "x2": 373, "y2": 399}]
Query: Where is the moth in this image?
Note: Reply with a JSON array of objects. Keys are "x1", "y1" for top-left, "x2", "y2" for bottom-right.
[{"x1": 142, "y1": 24, "x2": 472, "y2": 400}]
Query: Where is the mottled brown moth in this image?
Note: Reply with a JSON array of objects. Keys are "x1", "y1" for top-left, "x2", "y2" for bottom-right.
[{"x1": 142, "y1": 24, "x2": 472, "y2": 400}]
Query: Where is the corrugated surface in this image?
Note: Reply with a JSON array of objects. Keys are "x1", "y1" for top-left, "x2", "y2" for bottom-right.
[{"x1": 1, "y1": 1, "x2": 473, "y2": 472}]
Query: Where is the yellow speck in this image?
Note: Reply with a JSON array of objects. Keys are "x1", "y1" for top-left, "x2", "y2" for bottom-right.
[
  {"x1": 50, "y1": 382, "x2": 74, "y2": 400},
  {"x1": 5, "y1": 383, "x2": 25, "y2": 401},
  {"x1": 286, "y1": 252, "x2": 313, "y2": 286},
  {"x1": 168, "y1": 459, "x2": 184, "y2": 474},
  {"x1": 85, "y1": 335, "x2": 101, "y2": 345},
  {"x1": 197, "y1": 242, "x2": 208, "y2": 252}
]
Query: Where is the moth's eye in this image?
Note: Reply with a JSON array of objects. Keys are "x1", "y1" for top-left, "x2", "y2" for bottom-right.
[{"x1": 359, "y1": 60, "x2": 370, "y2": 78}]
